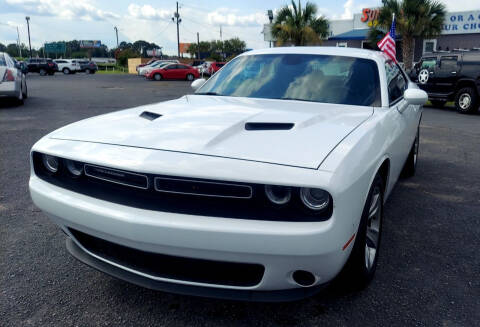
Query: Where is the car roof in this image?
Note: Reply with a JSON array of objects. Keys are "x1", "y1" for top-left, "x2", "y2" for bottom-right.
[{"x1": 241, "y1": 47, "x2": 387, "y2": 61}]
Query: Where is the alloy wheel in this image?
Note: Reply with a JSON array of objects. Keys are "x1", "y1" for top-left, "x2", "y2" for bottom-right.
[
  {"x1": 458, "y1": 93, "x2": 471, "y2": 110},
  {"x1": 365, "y1": 186, "x2": 381, "y2": 271}
]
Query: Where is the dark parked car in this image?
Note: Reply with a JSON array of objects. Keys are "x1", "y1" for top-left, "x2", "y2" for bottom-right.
[
  {"x1": 78, "y1": 60, "x2": 98, "y2": 74},
  {"x1": 411, "y1": 51, "x2": 480, "y2": 114},
  {"x1": 26, "y1": 58, "x2": 57, "y2": 76}
]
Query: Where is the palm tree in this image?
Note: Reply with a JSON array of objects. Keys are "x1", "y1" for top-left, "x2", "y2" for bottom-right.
[
  {"x1": 370, "y1": 0, "x2": 446, "y2": 69},
  {"x1": 272, "y1": 0, "x2": 329, "y2": 46}
]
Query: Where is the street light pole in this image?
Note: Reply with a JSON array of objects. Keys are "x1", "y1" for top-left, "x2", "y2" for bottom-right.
[
  {"x1": 114, "y1": 26, "x2": 119, "y2": 48},
  {"x1": 16, "y1": 26, "x2": 22, "y2": 57},
  {"x1": 197, "y1": 32, "x2": 200, "y2": 60},
  {"x1": 172, "y1": 2, "x2": 181, "y2": 58},
  {"x1": 25, "y1": 16, "x2": 32, "y2": 58}
]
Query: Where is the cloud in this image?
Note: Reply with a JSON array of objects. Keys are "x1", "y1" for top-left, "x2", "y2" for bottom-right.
[
  {"x1": 206, "y1": 8, "x2": 267, "y2": 27},
  {"x1": 5, "y1": 0, "x2": 119, "y2": 21},
  {"x1": 126, "y1": 4, "x2": 171, "y2": 21},
  {"x1": 341, "y1": 0, "x2": 355, "y2": 19}
]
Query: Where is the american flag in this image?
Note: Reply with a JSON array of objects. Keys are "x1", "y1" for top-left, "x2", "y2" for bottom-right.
[{"x1": 377, "y1": 15, "x2": 396, "y2": 61}]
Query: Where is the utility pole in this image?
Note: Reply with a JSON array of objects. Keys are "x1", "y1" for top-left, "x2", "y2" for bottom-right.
[
  {"x1": 197, "y1": 32, "x2": 200, "y2": 59},
  {"x1": 172, "y1": 2, "x2": 181, "y2": 58},
  {"x1": 16, "y1": 26, "x2": 22, "y2": 57},
  {"x1": 25, "y1": 16, "x2": 32, "y2": 58},
  {"x1": 220, "y1": 25, "x2": 224, "y2": 60},
  {"x1": 114, "y1": 26, "x2": 119, "y2": 48}
]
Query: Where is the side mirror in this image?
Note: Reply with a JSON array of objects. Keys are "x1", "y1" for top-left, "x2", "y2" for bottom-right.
[
  {"x1": 191, "y1": 78, "x2": 206, "y2": 90},
  {"x1": 404, "y1": 88, "x2": 428, "y2": 106}
]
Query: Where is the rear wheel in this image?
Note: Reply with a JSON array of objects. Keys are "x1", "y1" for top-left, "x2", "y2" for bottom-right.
[
  {"x1": 22, "y1": 80, "x2": 28, "y2": 99},
  {"x1": 340, "y1": 174, "x2": 384, "y2": 290},
  {"x1": 39, "y1": 69, "x2": 47, "y2": 76},
  {"x1": 431, "y1": 100, "x2": 446, "y2": 108},
  {"x1": 63, "y1": 68, "x2": 70, "y2": 75},
  {"x1": 154, "y1": 73, "x2": 162, "y2": 81},
  {"x1": 16, "y1": 85, "x2": 24, "y2": 105},
  {"x1": 186, "y1": 73, "x2": 194, "y2": 81},
  {"x1": 455, "y1": 87, "x2": 478, "y2": 114}
]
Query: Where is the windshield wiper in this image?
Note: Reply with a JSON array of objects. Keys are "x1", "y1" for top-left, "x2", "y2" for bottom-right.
[
  {"x1": 196, "y1": 92, "x2": 224, "y2": 96},
  {"x1": 279, "y1": 97, "x2": 317, "y2": 103}
]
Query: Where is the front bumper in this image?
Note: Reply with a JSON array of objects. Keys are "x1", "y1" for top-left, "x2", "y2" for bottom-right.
[{"x1": 30, "y1": 174, "x2": 350, "y2": 296}]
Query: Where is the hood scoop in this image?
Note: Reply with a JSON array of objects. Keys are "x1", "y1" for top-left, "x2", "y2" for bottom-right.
[
  {"x1": 245, "y1": 122, "x2": 294, "y2": 131},
  {"x1": 140, "y1": 111, "x2": 162, "y2": 121}
]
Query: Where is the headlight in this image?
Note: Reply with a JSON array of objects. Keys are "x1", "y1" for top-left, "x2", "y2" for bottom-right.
[
  {"x1": 42, "y1": 154, "x2": 59, "y2": 173},
  {"x1": 65, "y1": 159, "x2": 83, "y2": 176},
  {"x1": 265, "y1": 185, "x2": 292, "y2": 205},
  {"x1": 300, "y1": 188, "x2": 330, "y2": 211}
]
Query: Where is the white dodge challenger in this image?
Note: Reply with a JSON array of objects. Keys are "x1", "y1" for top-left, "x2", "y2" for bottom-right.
[{"x1": 29, "y1": 47, "x2": 427, "y2": 301}]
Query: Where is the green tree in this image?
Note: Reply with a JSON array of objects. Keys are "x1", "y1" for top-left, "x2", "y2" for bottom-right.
[
  {"x1": 371, "y1": 0, "x2": 446, "y2": 69},
  {"x1": 0, "y1": 43, "x2": 6, "y2": 52},
  {"x1": 116, "y1": 48, "x2": 140, "y2": 66},
  {"x1": 272, "y1": 0, "x2": 329, "y2": 46},
  {"x1": 223, "y1": 37, "x2": 246, "y2": 56}
]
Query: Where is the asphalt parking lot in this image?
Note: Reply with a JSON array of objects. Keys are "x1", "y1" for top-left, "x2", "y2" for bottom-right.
[{"x1": 1, "y1": 73, "x2": 479, "y2": 326}]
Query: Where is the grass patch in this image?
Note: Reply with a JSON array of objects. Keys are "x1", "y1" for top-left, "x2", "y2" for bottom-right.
[{"x1": 96, "y1": 70, "x2": 128, "y2": 75}]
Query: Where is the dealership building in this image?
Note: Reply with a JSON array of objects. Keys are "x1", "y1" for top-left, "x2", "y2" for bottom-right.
[{"x1": 322, "y1": 9, "x2": 480, "y2": 62}]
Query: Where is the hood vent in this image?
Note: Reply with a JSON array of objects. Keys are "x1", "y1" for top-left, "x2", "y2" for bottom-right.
[
  {"x1": 140, "y1": 111, "x2": 162, "y2": 121},
  {"x1": 245, "y1": 122, "x2": 294, "y2": 131}
]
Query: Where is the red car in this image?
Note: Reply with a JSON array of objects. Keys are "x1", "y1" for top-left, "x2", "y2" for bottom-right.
[
  {"x1": 146, "y1": 63, "x2": 200, "y2": 81},
  {"x1": 208, "y1": 62, "x2": 225, "y2": 75}
]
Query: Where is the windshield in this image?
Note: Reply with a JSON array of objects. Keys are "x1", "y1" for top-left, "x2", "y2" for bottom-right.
[{"x1": 197, "y1": 54, "x2": 380, "y2": 106}]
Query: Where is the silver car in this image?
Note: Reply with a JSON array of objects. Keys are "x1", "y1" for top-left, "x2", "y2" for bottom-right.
[{"x1": 0, "y1": 52, "x2": 27, "y2": 105}]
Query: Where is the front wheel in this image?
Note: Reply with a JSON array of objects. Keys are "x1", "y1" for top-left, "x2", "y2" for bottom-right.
[
  {"x1": 402, "y1": 126, "x2": 419, "y2": 178},
  {"x1": 63, "y1": 68, "x2": 70, "y2": 75},
  {"x1": 455, "y1": 87, "x2": 478, "y2": 114},
  {"x1": 85, "y1": 69, "x2": 91, "y2": 74},
  {"x1": 39, "y1": 69, "x2": 47, "y2": 76},
  {"x1": 153, "y1": 73, "x2": 162, "y2": 81},
  {"x1": 186, "y1": 73, "x2": 194, "y2": 81},
  {"x1": 341, "y1": 173, "x2": 384, "y2": 290}
]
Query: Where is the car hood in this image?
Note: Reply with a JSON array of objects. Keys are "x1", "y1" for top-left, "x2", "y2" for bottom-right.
[{"x1": 50, "y1": 95, "x2": 373, "y2": 169}]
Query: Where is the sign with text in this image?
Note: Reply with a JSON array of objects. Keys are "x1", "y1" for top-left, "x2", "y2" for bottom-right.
[
  {"x1": 79, "y1": 40, "x2": 102, "y2": 48},
  {"x1": 360, "y1": 8, "x2": 380, "y2": 27},
  {"x1": 442, "y1": 11, "x2": 480, "y2": 34},
  {"x1": 44, "y1": 42, "x2": 65, "y2": 54}
]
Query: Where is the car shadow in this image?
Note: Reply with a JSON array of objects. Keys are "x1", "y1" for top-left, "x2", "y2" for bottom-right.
[{"x1": 0, "y1": 98, "x2": 23, "y2": 109}]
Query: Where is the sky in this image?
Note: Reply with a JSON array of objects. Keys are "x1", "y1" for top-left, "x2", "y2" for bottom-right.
[{"x1": 0, "y1": 0, "x2": 478, "y2": 55}]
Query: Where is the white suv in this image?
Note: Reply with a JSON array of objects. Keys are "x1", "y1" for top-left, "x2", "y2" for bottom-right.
[{"x1": 54, "y1": 59, "x2": 80, "y2": 75}]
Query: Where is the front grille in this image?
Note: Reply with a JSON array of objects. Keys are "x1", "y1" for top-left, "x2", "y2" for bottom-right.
[
  {"x1": 32, "y1": 152, "x2": 332, "y2": 222},
  {"x1": 69, "y1": 228, "x2": 264, "y2": 287}
]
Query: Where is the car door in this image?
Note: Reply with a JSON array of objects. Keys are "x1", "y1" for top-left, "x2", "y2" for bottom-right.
[
  {"x1": 163, "y1": 64, "x2": 177, "y2": 79},
  {"x1": 434, "y1": 55, "x2": 460, "y2": 95},
  {"x1": 385, "y1": 61, "x2": 420, "y2": 181},
  {"x1": 177, "y1": 64, "x2": 189, "y2": 78},
  {"x1": 27, "y1": 59, "x2": 37, "y2": 72}
]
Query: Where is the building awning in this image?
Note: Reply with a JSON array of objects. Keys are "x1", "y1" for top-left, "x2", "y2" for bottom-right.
[{"x1": 329, "y1": 29, "x2": 370, "y2": 40}]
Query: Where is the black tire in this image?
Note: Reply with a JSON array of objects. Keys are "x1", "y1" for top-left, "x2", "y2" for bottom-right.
[
  {"x1": 85, "y1": 69, "x2": 91, "y2": 74},
  {"x1": 63, "y1": 68, "x2": 70, "y2": 75},
  {"x1": 340, "y1": 173, "x2": 384, "y2": 290},
  {"x1": 22, "y1": 81, "x2": 28, "y2": 99},
  {"x1": 431, "y1": 100, "x2": 446, "y2": 108},
  {"x1": 186, "y1": 73, "x2": 194, "y2": 81},
  {"x1": 154, "y1": 73, "x2": 162, "y2": 81},
  {"x1": 39, "y1": 69, "x2": 47, "y2": 76},
  {"x1": 402, "y1": 126, "x2": 419, "y2": 178},
  {"x1": 16, "y1": 85, "x2": 24, "y2": 106},
  {"x1": 455, "y1": 87, "x2": 478, "y2": 114}
]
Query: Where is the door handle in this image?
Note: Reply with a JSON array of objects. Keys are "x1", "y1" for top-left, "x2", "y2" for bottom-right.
[
  {"x1": 451, "y1": 71, "x2": 457, "y2": 74},
  {"x1": 429, "y1": 71, "x2": 434, "y2": 74}
]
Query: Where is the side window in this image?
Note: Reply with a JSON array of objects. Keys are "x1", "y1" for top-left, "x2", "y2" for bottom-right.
[
  {"x1": 0, "y1": 54, "x2": 6, "y2": 66},
  {"x1": 439, "y1": 56, "x2": 458, "y2": 71},
  {"x1": 385, "y1": 61, "x2": 407, "y2": 104},
  {"x1": 420, "y1": 57, "x2": 437, "y2": 70}
]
